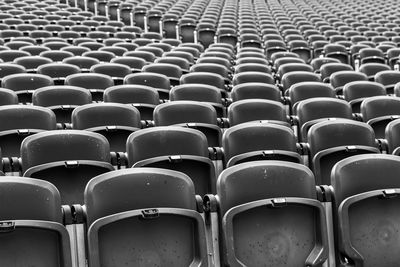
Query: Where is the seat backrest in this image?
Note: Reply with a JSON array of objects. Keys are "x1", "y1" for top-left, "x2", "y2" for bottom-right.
[
  {"x1": 65, "y1": 73, "x2": 114, "y2": 89},
  {"x1": 222, "y1": 122, "x2": 297, "y2": 163},
  {"x1": 217, "y1": 160, "x2": 316, "y2": 215},
  {"x1": 84, "y1": 168, "x2": 197, "y2": 225},
  {"x1": 126, "y1": 126, "x2": 209, "y2": 166},
  {"x1": 308, "y1": 119, "x2": 376, "y2": 158},
  {"x1": 228, "y1": 99, "x2": 287, "y2": 126},
  {"x1": 296, "y1": 97, "x2": 353, "y2": 127},
  {"x1": 103, "y1": 84, "x2": 160, "y2": 105},
  {"x1": 361, "y1": 96, "x2": 400, "y2": 121},
  {"x1": 2, "y1": 73, "x2": 53, "y2": 91},
  {"x1": 0, "y1": 176, "x2": 62, "y2": 222},
  {"x1": 32, "y1": 85, "x2": 92, "y2": 106},
  {"x1": 332, "y1": 154, "x2": 400, "y2": 206},
  {"x1": 153, "y1": 101, "x2": 217, "y2": 125},
  {"x1": 21, "y1": 130, "x2": 111, "y2": 172},
  {"x1": 0, "y1": 105, "x2": 56, "y2": 131},
  {"x1": 72, "y1": 103, "x2": 142, "y2": 129}
]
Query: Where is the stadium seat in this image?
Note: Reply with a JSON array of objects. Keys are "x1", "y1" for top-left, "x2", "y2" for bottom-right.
[
  {"x1": 208, "y1": 161, "x2": 328, "y2": 266},
  {"x1": 126, "y1": 126, "x2": 217, "y2": 195},
  {"x1": 72, "y1": 103, "x2": 142, "y2": 152},
  {"x1": 0, "y1": 177, "x2": 73, "y2": 267},
  {"x1": 21, "y1": 130, "x2": 114, "y2": 204},
  {"x1": 85, "y1": 168, "x2": 209, "y2": 267}
]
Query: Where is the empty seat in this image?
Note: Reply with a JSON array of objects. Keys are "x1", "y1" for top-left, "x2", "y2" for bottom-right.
[
  {"x1": 280, "y1": 71, "x2": 322, "y2": 93},
  {"x1": 308, "y1": 119, "x2": 379, "y2": 185},
  {"x1": 343, "y1": 81, "x2": 386, "y2": 113},
  {"x1": 320, "y1": 63, "x2": 354, "y2": 83},
  {"x1": 331, "y1": 154, "x2": 400, "y2": 267},
  {"x1": 85, "y1": 168, "x2": 208, "y2": 267},
  {"x1": 37, "y1": 63, "x2": 81, "y2": 85},
  {"x1": 32, "y1": 85, "x2": 92, "y2": 124},
  {"x1": 65, "y1": 73, "x2": 114, "y2": 101},
  {"x1": 330, "y1": 71, "x2": 368, "y2": 95},
  {"x1": 72, "y1": 103, "x2": 141, "y2": 152},
  {"x1": 0, "y1": 177, "x2": 73, "y2": 267},
  {"x1": 230, "y1": 82, "x2": 282, "y2": 102},
  {"x1": 13, "y1": 56, "x2": 53, "y2": 73},
  {"x1": 359, "y1": 63, "x2": 391, "y2": 81},
  {"x1": 2, "y1": 73, "x2": 53, "y2": 103},
  {"x1": 222, "y1": 121, "x2": 301, "y2": 167},
  {"x1": 21, "y1": 130, "x2": 114, "y2": 204},
  {"x1": 62, "y1": 56, "x2": 100, "y2": 72},
  {"x1": 232, "y1": 71, "x2": 275, "y2": 86},
  {"x1": 127, "y1": 126, "x2": 216, "y2": 195},
  {"x1": 211, "y1": 161, "x2": 328, "y2": 266},
  {"x1": 361, "y1": 96, "x2": 400, "y2": 138},
  {"x1": 154, "y1": 101, "x2": 222, "y2": 147},
  {"x1": 296, "y1": 97, "x2": 353, "y2": 141},
  {"x1": 228, "y1": 99, "x2": 288, "y2": 127},
  {"x1": 169, "y1": 84, "x2": 225, "y2": 117},
  {"x1": 124, "y1": 72, "x2": 171, "y2": 100},
  {"x1": 90, "y1": 63, "x2": 132, "y2": 85},
  {"x1": 103, "y1": 84, "x2": 159, "y2": 121},
  {"x1": 374, "y1": 70, "x2": 400, "y2": 94}
]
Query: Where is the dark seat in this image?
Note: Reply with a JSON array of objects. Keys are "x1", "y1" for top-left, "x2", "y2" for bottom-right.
[
  {"x1": 0, "y1": 177, "x2": 72, "y2": 267},
  {"x1": 211, "y1": 161, "x2": 328, "y2": 266},
  {"x1": 21, "y1": 130, "x2": 114, "y2": 204},
  {"x1": 85, "y1": 168, "x2": 209, "y2": 267}
]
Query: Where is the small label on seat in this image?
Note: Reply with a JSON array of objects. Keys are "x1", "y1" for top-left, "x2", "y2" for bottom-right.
[
  {"x1": 271, "y1": 198, "x2": 287, "y2": 208},
  {"x1": 382, "y1": 189, "x2": 397, "y2": 199},
  {"x1": 141, "y1": 209, "x2": 159, "y2": 219},
  {"x1": 17, "y1": 129, "x2": 30, "y2": 135},
  {"x1": 0, "y1": 221, "x2": 15, "y2": 233},
  {"x1": 64, "y1": 161, "x2": 79, "y2": 168}
]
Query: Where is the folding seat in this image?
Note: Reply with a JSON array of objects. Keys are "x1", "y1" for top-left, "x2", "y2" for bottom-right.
[
  {"x1": 78, "y1": 41, "x2": 105, "y2": 51},
  {"x1": 60, "y1": 46, "x2": 91, "y2": 56},
  {"x1": 62, "y1": 56, "x2": 100, "y2": 72},
  {"x1": 0, "y1": 50, "x2": 31, "y2": 62},
  {"x1": 228, "y1": 99, "x2": 288, "y2": 127},
  {"x1": 208, "y1": 160, "x2": 328, "y2": 266},
  {"x1": 132, "y1": 37, "x2": 154, "y2": 47},
  {"x1": 288, "y1": 39, "x2": 312, "y2": 63},
  {"x1": 110, "y1": 56, "x2": 147, "y2": 73},
  {"x1": 136, "y1": 46, "x2": 164, "y2": 58},
  {"x1": 330, "y1": 71, "x2": 368, "y2": 95},
  {"x1": 331, "y1": 154, "x2": 400, "y2": 267},
  {"x1": 385, "y1": 119, "x2": 400, "y2": 154},
  {"x1": 0, "y1": 29, "x2": 23, "y2": 40},
  {"x1": 0, "y1": 62, "x2": 26, "y2": 83},
  {"x1": 319, "y1": 63, "x2": 353, "y2": 83},
  {"x1": 357, "y1": 47, "x2": 386, "y2": 65},
  {"x1": 230, "y1": 82, "x2": 281, "y2": 102},
  {"x1": 37, "y1": 63, "x2": 81, "y2": 85},
  {"x1": 232, "y1": 71, "x2": 275, "y2": 87},
  {"x1": 322, "y1": 44, "x2": 349, "y2": 64},
  {"x1": 280, "y1": 71, "x2": 322, "y2": 93},
  {"x1": 32, "y1": 85, "x2": 92, "y2": 124},
  {"x1": 2, "y1": 73, "x2": 53, "y2": 103},
  {"x1": 127, "y1": 126, "x2": 217, "y2": 195},
  {"x1": 154, "y1": 101, "x2": 222, "y2": 147},
  {"x1": 374, "y1": 70, "x2": 400, "y2": 94},
  {"x1": 65, "y1": 73, "x2": 113, "y2": 101},
  {"x1": 21, "y1": 130, "x2": 114, "y2": 204},
  {"x1": 89, "y1": 63, "x2": 131, "y2": 85},
  {"x1": 0, "y1": 88, "x2": 17, "y2": 105},
  {"x1": 98, "y1": 46, "x2": 128, "y2": 57},
  {"x1": 343, "y1": 81, "x2": 386, "y2": 113},
  {"x1": 358, "y1": 63, "x2": 391, "y2": 81},
  {"x1": 0, "y1": 105, "x2": 56, "y2": 158},
  {"x1": 85, "y1": 168, "x2": 209, "y2": 267},
  {"x1": 123, "y1": 50, "x2": 156, "y2": 64},
  {"x1": 222, "y1": 121, "x2": 301, "y2": 167},
  {"x1": 308, "y1": 119, "x2": 379, "y2": 185},
  {"x1": 13, "y1": 56, "x2": 53, "y2": 73},
  {"x1": 295, "y1": 97, "x2": 353, "y2": 141},
  {"x1": 142, "y1": 63, "x2": 182, "y2": 86},
  {"x1": 155, "y1": 56, "x2": 190, "y2": 73},
  {"x1": 310, "y1": 57, "x2": 341, "y2": 73},
  {"x1": 234, "y1": 63, "x2": 271, "y2": 75},
  {"x1": 264, "y1": 39, "x2": 287, "y2": 60},
  {"x1": 360, "y1": 96, "x2": 400, "y2": 138},
  {"x1": 124, "y1": 71, "x2": 172, "y2": 100},
  {"x1": 19, "y1": 45, "x2": 49, "y2": 56},
  {"x1": 276, "y1": 63, "x2": 314, "y2": 82},
  {"x1": 288, "y1": 82, "x2": 336, "y2": 114},
  {"x1": 72, "y1": 103, "x2": 141, "y2": 152},
  {"x1": 103, "y1": 84, "x2": 159, "y2": 121},
  {"x1": 180, "y1": 71, "x2": 226, "y2": 92},
  {"x1": 0, "y1": 177, "x2": 73, "y2": 267}
]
